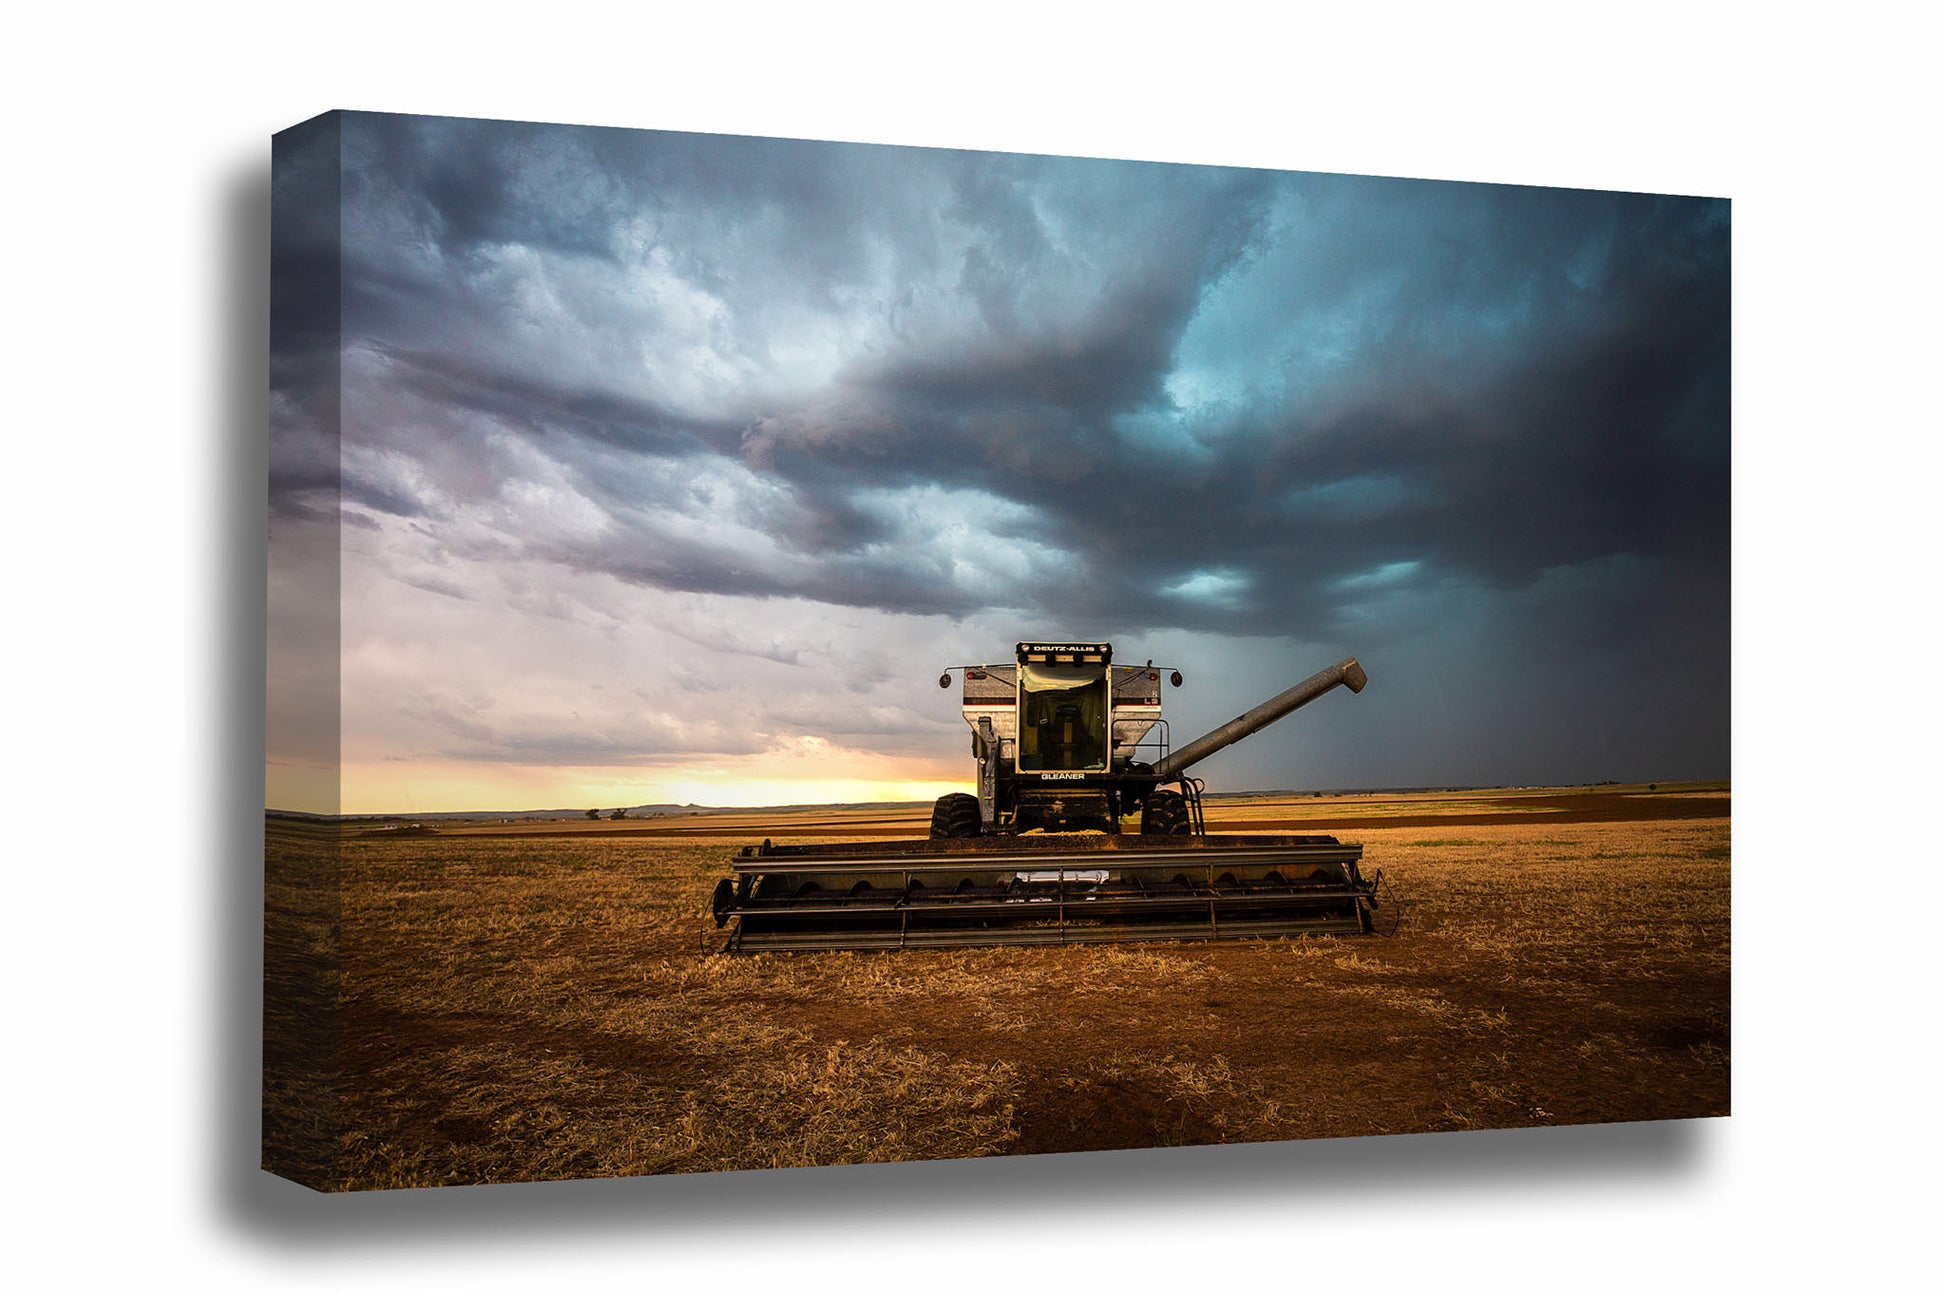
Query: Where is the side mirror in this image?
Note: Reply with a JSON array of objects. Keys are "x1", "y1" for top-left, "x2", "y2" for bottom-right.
[
  {"x1": 1170, "y1": 671, "x2": 1183, "y2": 687},
  {"x1": 939, "y1": 672, "x2": 952, "y2": 689}
]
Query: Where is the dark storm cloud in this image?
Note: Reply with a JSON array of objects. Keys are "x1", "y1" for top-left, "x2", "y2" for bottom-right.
[
  {"x1": 307, "y1": 111, "x2": 1728, "y2": 781},
  {"x1": 806, "y1": 181, "x2": 1729, "y2": 648},
  {"x1": 270, "y1": 116, "x2": 344, "y2": 524},
  {"x1": 328, "y1": 113, "x2": 1296, "y2": 613}
]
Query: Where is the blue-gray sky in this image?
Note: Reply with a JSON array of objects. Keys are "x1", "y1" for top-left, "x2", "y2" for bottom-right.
[{"x1": 271, "y1": 111, "x2": 1728, "y2": 812}]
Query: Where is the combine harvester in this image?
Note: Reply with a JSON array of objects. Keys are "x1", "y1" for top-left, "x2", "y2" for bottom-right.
[{"x1": 710, "y1": 642, "x2": 1386, "y2": 952}]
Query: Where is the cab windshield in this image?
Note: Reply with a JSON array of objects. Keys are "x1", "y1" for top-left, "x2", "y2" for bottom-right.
[{"x1": 1016, "y1": 662, "x2": 1109, "y2": 771}]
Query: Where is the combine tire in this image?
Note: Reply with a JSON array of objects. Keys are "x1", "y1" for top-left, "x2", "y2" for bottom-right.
[
  {"x1": 929, "y1": 792, "x2": 982, "y2": 839},
  {"x1": 1141, "y1": 790, "x2": 1190, "y2": 836}
]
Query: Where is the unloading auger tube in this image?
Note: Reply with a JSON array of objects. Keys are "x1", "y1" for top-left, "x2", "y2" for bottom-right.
[
  {"x1": 706, "y1": 646, "x2": 1390, "y2": 952},
  {"x1": 1152, "y1": 656, "x2": 1367, "y2": 783}
]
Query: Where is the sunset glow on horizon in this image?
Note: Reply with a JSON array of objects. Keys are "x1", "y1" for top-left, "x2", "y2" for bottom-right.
[{"x1": 330, "y1": 756, "x2": 969, "y2": 817}]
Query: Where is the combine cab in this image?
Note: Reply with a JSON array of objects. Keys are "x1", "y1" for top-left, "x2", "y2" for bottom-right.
[{"x1": 710, "y1": 643, "x2": 1386, "y2": 951}]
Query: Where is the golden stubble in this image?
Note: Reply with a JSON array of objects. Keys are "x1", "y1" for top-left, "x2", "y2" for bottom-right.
[{"x1": 273, "y1": 798, "x2": 1730, "y2": 1189}]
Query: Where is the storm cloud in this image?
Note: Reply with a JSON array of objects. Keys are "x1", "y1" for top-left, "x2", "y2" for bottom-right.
[{"x1": 273, "y1": 111, "x2": 1729, "y2": 808}]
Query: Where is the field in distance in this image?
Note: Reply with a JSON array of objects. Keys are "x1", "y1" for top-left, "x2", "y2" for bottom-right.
[
  {"x1": 398, "y1": 780, "x2": 1730, "y2": 838},
  {"x1": 264, "y1": 782, "x2": 1729, "y2": 1190}
]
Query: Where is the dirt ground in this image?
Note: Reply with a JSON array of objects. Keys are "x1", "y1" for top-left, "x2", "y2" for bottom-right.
[{"x1": 263, "y1": 783, "x2": 1730, "y2": 1190}]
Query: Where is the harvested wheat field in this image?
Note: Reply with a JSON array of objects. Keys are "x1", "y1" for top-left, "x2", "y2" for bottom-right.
[{"x1": 263, "y1": 783, "x2": 1729, "y2": 1191}]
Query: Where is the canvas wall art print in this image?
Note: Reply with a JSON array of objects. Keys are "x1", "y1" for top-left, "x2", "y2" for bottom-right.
[{"x1": 265, "y1": 110, "x2": 1729, "y2": 1191}]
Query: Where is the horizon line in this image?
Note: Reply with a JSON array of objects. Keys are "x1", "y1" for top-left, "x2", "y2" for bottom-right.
[{"x1": 267, "y1": 778, "x2": 1729, "y2": 821}]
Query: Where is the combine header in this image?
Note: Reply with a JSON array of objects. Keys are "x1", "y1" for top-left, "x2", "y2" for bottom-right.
[{"x1": 710, "y1": 643, "x2": 1385, "y2": 952}]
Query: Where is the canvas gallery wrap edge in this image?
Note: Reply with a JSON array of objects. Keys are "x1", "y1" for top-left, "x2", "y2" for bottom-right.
[{"x1": 265, "y1": 109, "x2": 1730, "y2": 1191}]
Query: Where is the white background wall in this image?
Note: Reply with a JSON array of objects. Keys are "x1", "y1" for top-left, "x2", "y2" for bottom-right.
[{"x1": 4, "y1": 3, "x2": 1937, "y2": 1286}]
